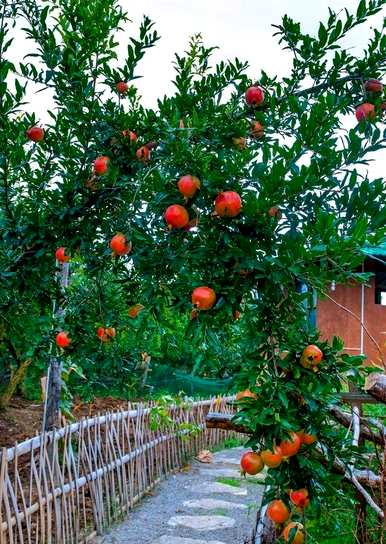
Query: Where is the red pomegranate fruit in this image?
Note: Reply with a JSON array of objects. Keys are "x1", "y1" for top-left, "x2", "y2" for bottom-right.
[
  {"x1": 164, "y1": 205, "x2": 189, "y2": 229},
  {"x1": 240, "y1": 451, "x2": 264, "y2": 475},
  {"x1": 267, "y1": 500, "x2": 290, "y2": 524},
  {"x1": 116, "y1": 81, "x2": 129, "y2": 94},
  {"x1": 290, "y1": 488, "x2": 310, "y2": 509},
  {"x1": 26, "y1": 126, "x2": 45, "y2": 142},
  {"x1": 191, "y1": 286, "x2": 216, "y2": 310},
  {"x1": 364, "y1": 79, "x2": 383, "y2": 93},
  {"x1": 56, "y1": 331, "x2": 71, "y2": 348},
  {"x1": 55, "y1": 247, "x2": 70, "y2": 263},
  {"x1": 300, "y1": 344, "x2": 323, "y2": 370},
  {"x1": 93, "y1": 156, "x2": 110, "y2": 175},
  {"x1": 355, "y1": 103, "x2": 375, "y2": 122},
  {"x1": 245, "y1": 86, "x2": 264, "y2": 106},
  {"x1": 110, "y1": 233, "x2": 131, "y2": 256},
  {"x1": 177, "y1": 175, "x2": 201, "y2": 198},
  {"x1": 214, "y1": 191, "x2": 242, "y2": 218},
  {"x1": 279, "y1": 432, "x2": 302, "y2": 458}
]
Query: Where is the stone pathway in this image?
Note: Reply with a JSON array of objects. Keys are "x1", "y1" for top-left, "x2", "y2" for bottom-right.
[{"x1": 99, "y1": 447, "x2": 264, "y2": 544}]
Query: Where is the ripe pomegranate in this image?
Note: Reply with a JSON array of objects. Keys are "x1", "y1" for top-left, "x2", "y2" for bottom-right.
[
  {"x1": 355, "y1": 103, "x2": 375, "y2": 122},
  {"x1": 97, "y1": 327, "x2": 107, "y2": 341},
  {"x1": 300, "y1": 344, "x2": 323, "y2": 370},
  {"x1": 55, "y1": 247, "x2": 70, "y2": 263},
  {"x1": 110, "y1": 233, "x2": 131, "y2": 256},
  {"x1": 177, "y1": 175, "x2": 201, "y2": 198},
  {"x1": 283, "y1": 522, "x2": 305, "y2": 544},
  {"x1": 214, "y1": 191, "x2": 242, "y2": 218},
  {"x1": 268, "y1": 206, "x2": 282, "y2": 219},
  {"x1": 232, "y1": 136, "x2": 247, "y2": 149},
  {"x1": 94, "y1": 156, "x2": 110, "y2": 175},
  {"x1": 299, "y1": 431, "x2": 317, "y2": 445},
  {"x1": 250, "y1": 120, "x2": 264, "y2": 139},
  {"x1": 240, "y1": 451, "x2": 264, "y2": 475},
  {"x1": 105, "y1": 327, "x2": 116, "y2": 338},
  {"x1": 136, "y1": 145, "x2": 150, "y2": 162},
  {"x1": 97, "y1": 327, "x2": 116, "y2": 341},
  {"x1": 261, "y1": 446, "x2": 283, "y2": 468},
  {"x1": 26, "y1": 126, "x2": 45, "y2": 142},
  {"x1": 116, "y1": 81, "x2": 129, "y2": 94},
  {"x1": 233, "y1": 310, "x2": 241, "y2": 320},
  {"x1": 267, "y1": 500, "x2": 290, "y2": 524},
  {"x1": 290, "y1": 488, "x2": 310, "y2": 509},
  {"x1": 191, "y1": 286, "x2": 216, "y2": 310},
  {"x1": 235, "y1": 389, "x2": 257, "y2": 401},
  {"x1": 279, "y1": 432, "x2": 302, "y2": 458},
  {"x1": 128, "y1": 303, "x2": 145, "y2": 318},
  {"x1": 121, "y1": 130, "x2": 137, "y2": 141},
  {"x1": 364, "y1": 78, "x2": 383, "y2": 93},
  {"x1": 245, "y1": 86, "x2": 264, "y2": 106},
  {"x1": 56, "y1": 331, "x2": 71, "y2": 348},
  {"x1": 164, "y1": 205, "x2": 189, "y2": 229}
]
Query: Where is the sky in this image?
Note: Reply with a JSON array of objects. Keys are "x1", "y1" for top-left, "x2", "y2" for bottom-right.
[
  {"x1": 124, "y1": 0, "x2": 384, "y2": 105},
  {"x1": 13, "y1": 0, "x2": 386, "y2": 176}
]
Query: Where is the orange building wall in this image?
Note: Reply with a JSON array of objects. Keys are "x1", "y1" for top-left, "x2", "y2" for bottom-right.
[{"x1": 317, "y1": 278, "x2": 386, "y2": 366}]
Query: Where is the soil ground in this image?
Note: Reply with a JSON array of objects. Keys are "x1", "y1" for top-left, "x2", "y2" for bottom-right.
[{"x1": 0, "y1": 396, "x2": 136, "y2": 448}]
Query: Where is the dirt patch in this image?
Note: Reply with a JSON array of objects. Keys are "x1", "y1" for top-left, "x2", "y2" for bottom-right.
[
  {"x1": 0, "y1": 397, "x2": 43, "y2": 448},
  {"x1": 0, "y1": 396, "x2": 140, "y2": 449}
]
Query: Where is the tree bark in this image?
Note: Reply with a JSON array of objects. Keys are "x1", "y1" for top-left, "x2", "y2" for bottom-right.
[
  {"x1": 43, "y1": 261, "x2": 69, "y2": 433},
  {"x1": 0, "y1": 358, "x2": 32, "y2": 410},
  {"x1": 44, "y1": 357, "x2": 62, "y2": 432},
  {"x1": 329, "y1": 405, "x2": 385, "y2": 445},
  {"x1": 206, "y1": 412, "x2": 252, "y2": 434},
  {"x1": 365, "y1": 373, "x2": 386, "y2": 404}
]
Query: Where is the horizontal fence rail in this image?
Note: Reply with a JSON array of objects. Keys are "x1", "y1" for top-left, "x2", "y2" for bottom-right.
[{"x1": 0, "y1": 397, "x2": 237, "y2": 544}]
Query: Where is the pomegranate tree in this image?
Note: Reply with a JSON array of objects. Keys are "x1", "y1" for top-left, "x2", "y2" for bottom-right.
[{"x1": 1, "y1": 2, "x2": 386, "y2": 543}]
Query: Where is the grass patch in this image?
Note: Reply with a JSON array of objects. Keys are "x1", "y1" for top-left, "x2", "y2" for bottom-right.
[
  {"x1": 211, "y1": 436, "x2": 245, "y2": 452},
  {"x1": 216, "y1": 477, "x2": 241, "y2": 487},
  {"x1": 245, "y1": 476, "x2": 266, "y2": 485},
  {"x1": 211, "y1": 508, "x2": 228, "y2": 516}
]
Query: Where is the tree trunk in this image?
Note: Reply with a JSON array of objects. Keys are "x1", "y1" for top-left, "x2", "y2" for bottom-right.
[
  {"x1": 252, "y1": 491, "x2": 279, "y2": 544},
  {"x1": 43, "y1": 261, "x2": 70, "y2": 433},
  {"x1": 44, "y1": 357, "x2": 62, "y2": 432},
  {"x1": 0, "y1": 358, "x2": 32, "y2": 410}
]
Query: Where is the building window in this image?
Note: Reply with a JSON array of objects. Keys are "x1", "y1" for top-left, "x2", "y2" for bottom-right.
[{"x1": 374, "y1": 272, "x2": 386, "y2": 305}]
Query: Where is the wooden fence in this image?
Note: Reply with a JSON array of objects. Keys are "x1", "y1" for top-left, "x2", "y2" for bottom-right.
[{"x1": 0, "y1": 397, "x2": 236, "y2": 544}]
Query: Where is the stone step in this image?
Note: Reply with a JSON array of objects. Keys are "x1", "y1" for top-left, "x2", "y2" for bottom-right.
[
  {"x1": 198, "y1": 468, "x2": 241, "y2": 478},
  {"x1": 155, "y1": 537, "x2": 226, "y2": 544},
  {"x1": 183, "y1": 498, "x2": 247, "y2": 510},
  {"x1": 189, "y1": 482, "x2": 247, "y2": 496},
  {"x1": 168, "y1": 515, "x2": 236, "y2": 531}
]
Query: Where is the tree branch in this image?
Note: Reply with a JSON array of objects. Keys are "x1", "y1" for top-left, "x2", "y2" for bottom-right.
[
  {"x1": 365, "y1": 373, "x2": 386, "y2": 404},
  {"x1": 329, "y1": 405, "x2": 385, "y2": 445},
  {"x1": 292, "y1": 75, "x2": 362, "y2": 98}
]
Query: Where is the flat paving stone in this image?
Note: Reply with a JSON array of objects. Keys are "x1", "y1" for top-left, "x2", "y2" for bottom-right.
[
  {"x1": 168, "y1": 515, "x2": 236, "y2": 531},
  {"x1": 100, "y1": 447, "x2": 262, "y2": 543},
  {"x1": 183, "y1": 498, "x2": 247, "y2": 510},
  {"x1": 155, "y1": 537, "x2": 225, "y2": 544},
  {"x1": 189, "y1": 482, "x2": 247, "y2": 496},
  {"x1": 198, "y1": 468, "x2": 241, "y2": 478}
]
